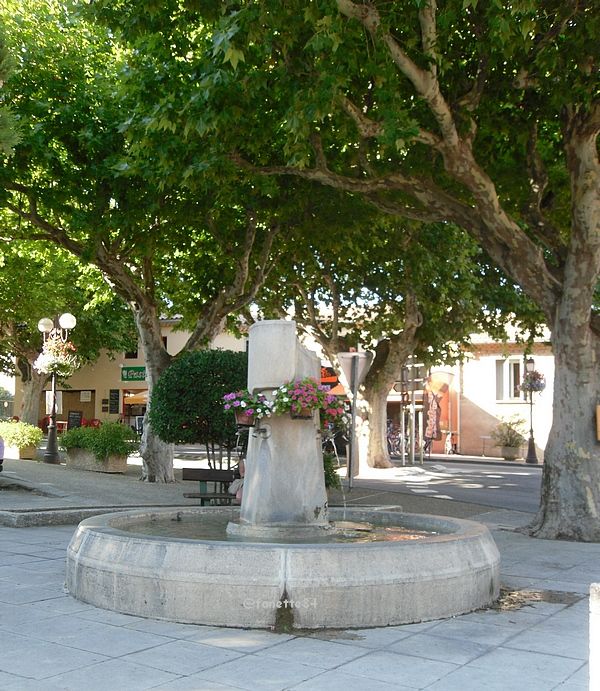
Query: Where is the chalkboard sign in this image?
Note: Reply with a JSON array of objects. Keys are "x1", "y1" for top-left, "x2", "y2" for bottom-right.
[
  {"x1": 67, "y1": 410, "x2": 83, "y2": 429},
  {"x1": 109, "y1": 389, "x2": 120, "y2": 414}
]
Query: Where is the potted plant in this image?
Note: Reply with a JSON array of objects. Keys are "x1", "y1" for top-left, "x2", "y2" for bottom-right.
[
  {"x1": 490, "y1": 415, "x2": 527, "y2": 461},
  {"x1": 222, "y1": 390, "x2": 273, "y2": 426},
  {"x1": 0, "y1": 420, "x2": 43, "y2": 460},
  {"x1": 271, "y1": 377, "x2": 341, "y2": 420},
  {"x1": 520, "y1": 370, "x2": 546, "y2": 394},
  {"x1": 60, "y1": 422, "x2": 139, "y2": 473},
  {"x1": 33, "y1": 334, "x2": 79, "y2": 378}
]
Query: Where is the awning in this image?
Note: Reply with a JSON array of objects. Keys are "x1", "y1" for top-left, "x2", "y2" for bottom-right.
[{"x1": 123, "y1": 390, "x2": 148, "y2": 405}]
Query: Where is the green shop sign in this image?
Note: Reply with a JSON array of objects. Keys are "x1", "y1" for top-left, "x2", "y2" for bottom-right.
[{"x1": 121, "y1": 366, "x2": 147, "y2": 382}]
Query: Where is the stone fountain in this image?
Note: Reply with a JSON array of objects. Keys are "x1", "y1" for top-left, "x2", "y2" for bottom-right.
[{"x1": 66, "y1": 320, "x2": 500, "y2": 629}]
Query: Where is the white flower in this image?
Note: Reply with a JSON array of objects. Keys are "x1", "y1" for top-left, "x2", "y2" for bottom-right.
[{"x1": 240, "y1": 401, "x2": 247, "y2": 408}]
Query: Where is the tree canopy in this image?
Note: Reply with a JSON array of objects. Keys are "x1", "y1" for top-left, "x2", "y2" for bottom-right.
[
  {"x1": 2, "y1": 0, "x2": 599, "y2": 536},
  {"x1": 83, "y1": 0, "x2": 600, "y2": 539}
]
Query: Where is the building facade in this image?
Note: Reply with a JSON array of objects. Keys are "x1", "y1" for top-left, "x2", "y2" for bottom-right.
[
  {"x1": 13, "y1": 321, "x2": 245, "y2": 431},
  {"x1": 12, "y1": 322, "x2": 554, "y2": 459}
]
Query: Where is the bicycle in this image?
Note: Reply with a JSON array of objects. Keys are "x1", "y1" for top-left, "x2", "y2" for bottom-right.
[{"x1": 387, "y1": 428, "x2": 408, "y2": 457}]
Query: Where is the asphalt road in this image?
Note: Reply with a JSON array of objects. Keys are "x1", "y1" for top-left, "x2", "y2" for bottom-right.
[{"x1": 356, "y1": 459, "x2": 543, "y2": 514}]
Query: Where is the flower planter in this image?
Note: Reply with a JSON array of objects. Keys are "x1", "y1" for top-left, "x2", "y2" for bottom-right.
[
  {"x1": 65, "y1": 448, "x2": 128, "y2": 474},
  {"x1": 500, "y1": 446, "x2": 521, "y2": 461},
  {"x1": 234, "y1": 410, "x2": 256, "y2": 427},
  {"x1": 290, "y1": 408, "x2": 313, "y2": 420},
  {"x1": 5, "y1": 445, "x2": 38, "y2": 460}
]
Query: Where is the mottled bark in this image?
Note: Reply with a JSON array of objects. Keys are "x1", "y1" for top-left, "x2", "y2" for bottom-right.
[
  {"x1": 530, "y1": 116, "x2": 600, "y2": 540},
  {"x1": 134, "y1": 303, "x2": 174, "y2": 483},
  {"x1": 17, "y1": 361, "x2": 47, "y2": 426},
  {"x1": 358, "y1": 383, "x2": 392, "y2": 469},
  {"x1": 358, "y1": 325, "x2": 421, "y2": 471}
]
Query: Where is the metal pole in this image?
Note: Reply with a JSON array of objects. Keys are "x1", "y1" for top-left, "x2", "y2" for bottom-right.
[
  {"x1": 409, "y1": 387, "x2": 415, "y2": 465},
  {"x1": 347, "y1": 354, "x2": 359, "y2": 489},
  {"x1": 526, "y1": 389, "x2": 538, "y2": 464},
  {"x1": 400, "y1": 400, "x2": 406, "y2": 466},
  {"x1": 43, "y1": 371, "x2": 60, "y2": 464},
  {"x1": 418, "y1": 408, "x2": 424, "y2": 465}
]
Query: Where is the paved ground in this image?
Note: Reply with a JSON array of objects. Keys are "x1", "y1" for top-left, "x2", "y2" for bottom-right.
[{"x1": 0, "y1": 455, "x2": 597, "y2": 690}]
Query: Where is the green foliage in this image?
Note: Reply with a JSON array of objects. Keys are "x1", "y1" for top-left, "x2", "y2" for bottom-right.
[
  {"x1": 0, "y1": 238, "x2": 136, "y2": 379},
  {"x1": 60, "y1": 422, "x2": 139, "y2": 461},
  {"x1": 0, "y1": 24, "x2": 20, "y2": 154},
  {"x1": 0, "y1": 420, "x2": 43, "y2": 448},
  {"x1": 490, "y1": 416, "x2": 527, "y2": 448},
  {"x1": 0, "y1": 0, "x2": 288, "y2": 368},
  {"x1": 323, "y1": 451, "x2": 341, "y2": 490},
  {"x1": 149, "y1": 349, "x2": 247, "y2": 446}
]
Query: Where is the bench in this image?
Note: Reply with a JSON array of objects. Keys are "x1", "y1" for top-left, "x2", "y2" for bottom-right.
[{"x1": 181, "y1": 468, "x2": 236, "y2": 505}]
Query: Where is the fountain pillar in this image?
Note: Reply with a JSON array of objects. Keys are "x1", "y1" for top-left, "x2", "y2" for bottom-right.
[{"x1": 228, "y1": 320, "x2": 329, "y2": 538}]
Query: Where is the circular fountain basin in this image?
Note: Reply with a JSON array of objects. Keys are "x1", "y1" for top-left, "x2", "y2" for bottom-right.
[{"x1": 66, "y1": 507, "x2": 500, "y2": 629}]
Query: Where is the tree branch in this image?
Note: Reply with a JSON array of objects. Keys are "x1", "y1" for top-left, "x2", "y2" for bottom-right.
[
  {"x1": 522, "y1": 122, "x2": 567, "y2": 260},
  {"x1": 418, "y1": 0, "x2": 438, "y2": 79},
  {"x1": 339, "y1": 95, "x2": 382, "y2": 138},
  {"x1": 185, "y1": 217, "x2": 280, "y2": 349},
  {"x1": 337, "y1": 0, "x2": 459, "y2": 145}
]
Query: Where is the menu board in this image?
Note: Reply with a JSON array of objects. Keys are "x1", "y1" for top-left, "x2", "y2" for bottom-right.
[
  {"x1": 109, "y1": 389, "x2": 120, "y2": 414},
  {"x1": 67, "y1": 410, "x2": 83, "y2": 429}
]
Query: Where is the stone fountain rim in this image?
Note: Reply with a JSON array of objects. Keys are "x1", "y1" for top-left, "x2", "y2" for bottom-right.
[
  {"x1": 73, "y1": 505, "x2": 491, "y2": 548},
  {"x1": 67, "y1": 505, "x2": 501, "y2": 628}
]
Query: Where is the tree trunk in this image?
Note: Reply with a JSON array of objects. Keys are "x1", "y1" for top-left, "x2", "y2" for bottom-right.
[
  {"x1": 358, "y1": 381, "x2": 393, "y2": 469},
  {"x1": 16, "y1": 358, "x2": 46, "y2": 425},
  {"x1": 19, "y1": 371, "x2": 47, "y2": 426},
  {"x1": 321, "y1": 298, "x2": 421, "y2": 474},
  {"x1": 531, "y1": 325, "x2": 600, "y2": 541},
  {"x1": 134, "y1": 304, "x2": 174, "y2": 483},
  {"x1": 529, "y1": 113, "x2": 600, "y2": 540}
]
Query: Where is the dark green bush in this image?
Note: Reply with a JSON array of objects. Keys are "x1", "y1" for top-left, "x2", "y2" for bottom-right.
[
  {"x1": 59, "y1": 425, "x2": 94, "y2": 450},
  {"x1": 149, "y1": 349, "x2": 248, "y2": 449},
  {"x1": 60, "y1": 423, "x2": 139, "y2": 461}
]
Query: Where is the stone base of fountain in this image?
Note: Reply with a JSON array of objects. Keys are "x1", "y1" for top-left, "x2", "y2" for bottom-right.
[{"x1": 66, "y1": 507, "x2": 500, "y2": 630}]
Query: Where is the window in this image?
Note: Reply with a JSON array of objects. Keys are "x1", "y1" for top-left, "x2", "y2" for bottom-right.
[{"x1": 495, "y1": 359, "x2": 524, "y2": 401}]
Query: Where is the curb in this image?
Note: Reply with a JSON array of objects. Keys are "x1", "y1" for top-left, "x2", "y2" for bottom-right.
[{"x1": 0, "y1": 504, "x2": 191, "y2": 528}]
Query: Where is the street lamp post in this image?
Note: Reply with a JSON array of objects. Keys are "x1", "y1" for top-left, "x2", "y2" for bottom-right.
[
  {"x1": 525, "y1": 357, "x2": 538, "y2": 465},
  {"x1": 37, "y1": 313, "x2": 77, "y2": 464}
]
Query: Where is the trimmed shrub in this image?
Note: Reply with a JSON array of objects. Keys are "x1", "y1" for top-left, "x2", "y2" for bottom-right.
[
  {"x1": 149, "y1": 350, "x2": 247, "y2": 450},
  {"x1": 60, "y1": 422, "x2": 139, "y2": 461}
]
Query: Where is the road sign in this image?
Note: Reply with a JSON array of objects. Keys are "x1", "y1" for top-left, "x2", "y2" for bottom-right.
[{"x1": 338, "y1": 352, "x2": 373, "y2": 388}]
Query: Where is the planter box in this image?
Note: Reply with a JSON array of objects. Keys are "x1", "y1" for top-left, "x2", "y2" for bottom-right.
[
  {"x1": 65, "y1": 448, "x2": 128, "y2": 474},
  {"x1": 5, "y1": 445, "x2": 38, "y2": 460},
  {"x1": 500, "y1": 446, "x2": 521, "y2": 461},
  {"x1": 234, "y1": 410, "x2": 256, "y2": 427}
]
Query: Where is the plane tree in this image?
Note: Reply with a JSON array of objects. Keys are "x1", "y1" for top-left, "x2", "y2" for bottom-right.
[
  {"x1": 101, "y1": 0, "x2": 600, "y2": 539},
  {"x1": 258, "y1": 194, "x2": 538, "y2": 472},
  {"x1": 0, "y1": 0, "x2": 284, "y2": 481}
]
